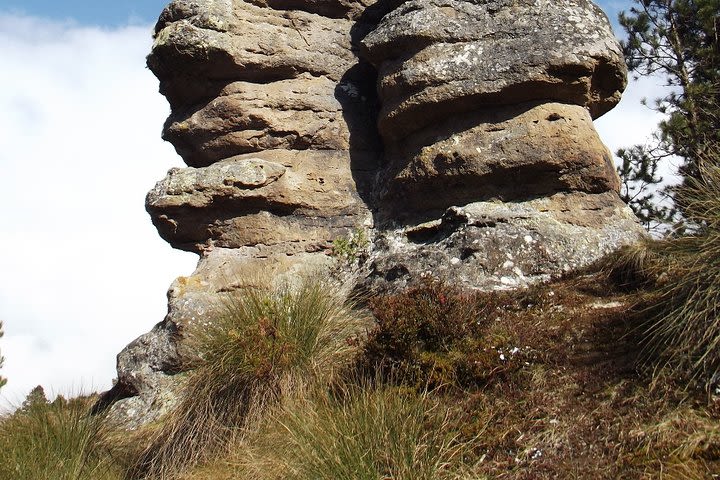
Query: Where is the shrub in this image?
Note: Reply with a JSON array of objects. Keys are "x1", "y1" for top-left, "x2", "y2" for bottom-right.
[
  {"x1": 236, "y1": 382, "x2": 472, "y2": 480},
  {"x1": 129, "y1": 277, "x2": 368, "y2": 479},
  {"x1": 613, "y1": 151, "x2": 720, "y2": 387},
  {"x1": 331, "y1": 228, "x2": 369, "y2": 264},
  {"x1": 359, "y1": 278, "x2": 521, "y2": 390},
  {"x1": 0, "y1": 392, "x2": 119, "y2": 480}
]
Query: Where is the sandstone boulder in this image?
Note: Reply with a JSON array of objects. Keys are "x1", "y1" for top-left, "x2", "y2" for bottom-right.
[
  {"x1": 100, "y1": 0, "x2": 646, "y2": 428},
  {"x1": 146, "y1": 151, "x2": 376, "y2": 254},
  {"x1": 364, "y1": 192, "x2": 644, "y2": 292},
  {"x1": 378, "y1": 102, "x2": 620, "y2": 220},
  {"x1": 361, "y1": 0, "x2": 626, "y2": 140}
]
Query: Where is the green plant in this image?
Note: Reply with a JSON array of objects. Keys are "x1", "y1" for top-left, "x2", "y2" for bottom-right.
[
  {"x1": 616, "y1": 0, "x2": 719, "y2": 228},
  {"x1": 331, "y1": 228, "x2": 369, "y2": 263},
  {"x1": 129, "y1": 277, "x2": 368, "y2": 479},
  {"x1": 359, "y1": 278, "x2": 522, "y2": 390},
  {"x1": 236, "y1": 382, "x2": 474, "y2": 480},
  {"x1": 613, "y1": 149, "x2": 720, "y2": 386},
  {"x1": 0, "y1": 393, "x2": 119, "y2": 480}
]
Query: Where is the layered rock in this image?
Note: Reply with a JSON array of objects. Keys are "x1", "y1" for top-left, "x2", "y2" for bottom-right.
[
  {"x1": 360, "y1": 0, "x2": 626, "y2": 219},
  {"x1": 101, "y1": 0, "x2": 382, "y2": 424},
  {"x1": 101, "y1": 0, "x2": 646, "y2": 424},
  {"x1": 147, "y1": 0, "x2": 381, "y2": 254},
  {"x1": 353, "y1": 0, "x2": 644, "y2": 292}
]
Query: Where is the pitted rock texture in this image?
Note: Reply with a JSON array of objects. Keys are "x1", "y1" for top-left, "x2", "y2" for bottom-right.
[
  {"x1": 361, "y1": 0, "x2": 626, "y2": 219},
  {"x1": 162, "y1": 75, "x2": 380, "y2": 166},
  {"x1": 101, "y1": 0, "x2": 646, "y2": 427},
  {"x1": 147, "y1": 151, "x2": 376, "y2": 253},
  {"x1": 364, "y1": 192, "x2": 645, "y2": 293},
  {"x1": 361, "y1": 0, "x2": 626, "y2": 140},
  {"x1": 379, "y1": 102, "x2": 620, "y2": 221}
]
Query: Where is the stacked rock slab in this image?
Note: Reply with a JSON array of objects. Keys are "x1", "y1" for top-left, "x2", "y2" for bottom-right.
[
  {"x1": 101, "y1": 0, "x2": 645, "y2": 424},
  {"x1": 359, "y1": 0, "x2": 644, "y2": 292}
]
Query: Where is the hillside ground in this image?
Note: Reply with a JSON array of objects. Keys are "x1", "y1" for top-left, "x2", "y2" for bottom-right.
[{"x1": 2, "y1": 267, "x2": 719, "y2": 479}]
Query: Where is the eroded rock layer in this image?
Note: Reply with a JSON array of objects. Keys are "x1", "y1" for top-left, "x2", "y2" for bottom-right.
[
  {"x1": 147, "y1": 0, "x2": 382, "y2": 255},
  {"x1": 102, "y1": 0, "x2": 646, "y2": 426}
]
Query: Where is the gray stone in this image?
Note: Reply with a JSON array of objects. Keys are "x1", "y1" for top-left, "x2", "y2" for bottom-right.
[
  {"x1": 364, "y1": 192, "x2": 645, "y2": 293},
  {"x1": 361, "y1": 0, "x2": 626, "y2": 140}
]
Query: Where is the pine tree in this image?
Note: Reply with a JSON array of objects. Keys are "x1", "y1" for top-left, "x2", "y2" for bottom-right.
[{"x1": 617, "y1": 0, "x2": 720, "y2": 230}]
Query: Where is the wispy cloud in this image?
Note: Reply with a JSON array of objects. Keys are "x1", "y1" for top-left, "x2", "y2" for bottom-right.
[{"x1": 0, "y1": 14, "x2": 197, "y2": 405}]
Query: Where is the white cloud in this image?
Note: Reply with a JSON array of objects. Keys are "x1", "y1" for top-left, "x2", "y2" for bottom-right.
[
  {"x1": 0, "y1": 14, "x2": 197, "y2": 405},
  {"x1": 595, "y1": 73, "x2": 683, "y2": 184}
]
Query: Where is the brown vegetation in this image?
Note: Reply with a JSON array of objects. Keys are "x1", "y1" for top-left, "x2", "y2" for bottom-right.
[{"x1": 3, "y1": 266, "x2": 720, "y2": 479}]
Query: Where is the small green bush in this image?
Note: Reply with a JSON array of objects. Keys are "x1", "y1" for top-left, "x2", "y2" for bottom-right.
[
  {"x1": 0, "y1": 392, "x2": 119, "y2": 480},
  {"x1": 331, "y1": 228, "x2": 369, "y2": 264},
  {"x1": 238, "y1": 383, "x2": 472, "y2": 480},
  {"x1": 359, "y1": 279, "x2": 520, "y2": 390},
  {"x1": 130, "y1": 277, "x2": 368, "y2": 479}
]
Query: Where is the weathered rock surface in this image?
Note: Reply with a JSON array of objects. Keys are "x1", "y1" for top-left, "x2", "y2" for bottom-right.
[
  {"x1": 361, "y1": 0, "x2": 625, "y2": 140},
  {"x1": 103, "y1": 247, "x2": 335, "y2": 427},
  {"x1": 100, "y1": 0, "x2": 646, "y2": 427},
  {"x1": 162, "y1": 75, "x2": 381, "y2": 166},
  {"x1": 147, "y1": 151, "x2": 376, "y2": 253},
  {"x1": 379, "y1": 102, "x2": 620, "y2": 220},
  {"x1": 364, "y1": 192, "x2": 644, "y2": 293}
]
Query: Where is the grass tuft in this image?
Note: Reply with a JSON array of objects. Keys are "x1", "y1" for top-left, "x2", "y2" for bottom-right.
[
  {"x1": 0, "y1": 393, "x2": 119, "y2": 480},
  {"x1": 128, "y1": 277, "x2": 368, "y2": 479},
  {"x1": 234, "y1": 382, "x2": 476, "y2": 480},
  {"x1": 612, "y1": 156, "x2": 720, "y2": 387}
]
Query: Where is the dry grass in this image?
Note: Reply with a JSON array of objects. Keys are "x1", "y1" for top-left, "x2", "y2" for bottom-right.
[
  {"x1": 207, "y1": 382, "x2": 481, "y2": 480},
  {"x1": 609, "y1": 157, "x2": 720, "y2": 387},
  {"x1": 125, "y1": 277, "x2": 369, "y2": 479},
  {"x1": 0, "y1": 394, "x2": 121, "y2": 480},
  {"x1": 12, "y1": 253, "x2": 719, "y2": 479},
  {"x1": 152, "y1": 271, "x2": 720, "y2": 479}
]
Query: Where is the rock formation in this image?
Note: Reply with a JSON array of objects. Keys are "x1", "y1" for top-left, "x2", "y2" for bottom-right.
[{"x1": 100, "y1": 0, "x2": 645, "y2": 425}]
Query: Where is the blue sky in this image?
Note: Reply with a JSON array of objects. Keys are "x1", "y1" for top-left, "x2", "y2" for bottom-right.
[{"x1": 0, "y1": 0, "x2": 169, "y2": 26}]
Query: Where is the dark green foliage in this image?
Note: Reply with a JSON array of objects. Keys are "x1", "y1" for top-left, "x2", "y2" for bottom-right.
[
  {"x1": 359, "y1": 279, "x2": 521, "y2": 390},
  {"x1": 617, "y1": 0, "x2": 720, "y2": 228},
  {"x1": 616, "y1": 145, "x2": 673, "y2": 231}
]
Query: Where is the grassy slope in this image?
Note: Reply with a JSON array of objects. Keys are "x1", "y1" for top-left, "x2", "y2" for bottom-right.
[
  {"x1": 173, "y1": 271, "x2": 720, "y2": 479},
  {"x1": 2, "y1": 270, "x2": 719, "y2": 479}
]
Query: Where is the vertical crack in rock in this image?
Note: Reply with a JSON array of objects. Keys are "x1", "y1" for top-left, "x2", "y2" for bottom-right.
[{"x1": 99, "y1": 0, "x2": 646, "y2": 426}]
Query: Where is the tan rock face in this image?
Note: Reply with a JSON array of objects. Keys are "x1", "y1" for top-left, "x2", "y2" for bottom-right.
[
  {"x1": 361, "y1": 0, "x2": 626, "y2": 140},
  {"x1": 101, "y1": 0, "x2": 647, "y2": 426},
  {"x1": 379, "y1": 102, "x2": 620, "y2": 220},
  {"x1": 147, "y1": 150, "x2": 376, "y2": 253},
  {"x1": 360, "y1": 0, "x2": 626, "y2": 219},
  {"x1": 147, "y1": 0, "x2": 381, "y2": 255}
]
